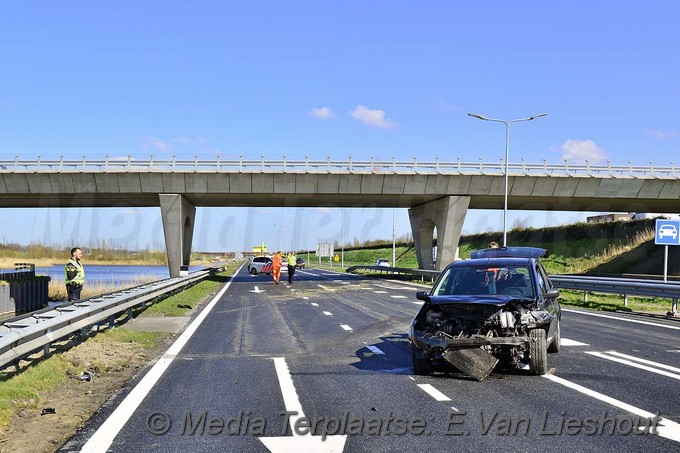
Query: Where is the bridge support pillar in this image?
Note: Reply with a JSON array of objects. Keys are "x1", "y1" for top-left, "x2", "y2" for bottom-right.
[
  {"x1": 159, "y1": 194, "x2": 196, "y2": 278},
  {"x1": 408, "y1": 196, "x2": 470, "y2": 270}
]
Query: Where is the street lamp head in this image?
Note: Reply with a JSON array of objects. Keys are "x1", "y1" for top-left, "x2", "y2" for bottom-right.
[
  {"x1": 528, "y1": 113, "x2": 548, "y2": 120},
  {"x1": 468, "y1": 113, "x2": 487, "y2": 120}
]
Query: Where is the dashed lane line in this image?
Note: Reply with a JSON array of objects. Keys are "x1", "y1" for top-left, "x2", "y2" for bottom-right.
[
  {"x1": 390, "y1": 295, "x2": 407, "y2": 299},
  {"x1": 561, "y1": 338, "x2": 589, "y2": 346},
  {"x1": 317, "y1": 284, "x2": 335, "y2": 291},
  {"x1": 417, "y1": 384, "x2": 451, "y2": 402},
  {"x1": 340, "y1": 324, "x2": 353, "y2": 331},
  {"x1": 366, "y1": 345, "x2": 384, "y2": 355},
  {"x1": 323, "y1": 311, "x2": 333, "y2": 316}
]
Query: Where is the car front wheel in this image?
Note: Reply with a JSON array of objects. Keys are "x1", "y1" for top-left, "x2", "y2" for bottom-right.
[
  {"x1": 529, "y1": 329, "x2": 548, "y2": 375},
  {"x1": 547, "y1": 319, "x2": 561, "y2": 353},
  {"x1": 411, "y1": 343, "x2": 432, "y2": 375},
  {"x1": 250, "y1": 267, "x2": 258, "y2": 275}
]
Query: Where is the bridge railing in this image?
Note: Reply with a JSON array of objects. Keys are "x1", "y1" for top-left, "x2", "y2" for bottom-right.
[{"x1": 1, "y1": 156, "x2": 678, "y2": 178}]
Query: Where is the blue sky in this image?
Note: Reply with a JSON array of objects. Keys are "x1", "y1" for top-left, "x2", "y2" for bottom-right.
[{"x1": 1, "y1": 2, "x2": 678, "y2": 252}]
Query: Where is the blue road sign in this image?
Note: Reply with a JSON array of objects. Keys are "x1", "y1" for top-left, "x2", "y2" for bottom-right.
[{"x1": 655, "y1": 219, "x2": 680, "y2": 246}]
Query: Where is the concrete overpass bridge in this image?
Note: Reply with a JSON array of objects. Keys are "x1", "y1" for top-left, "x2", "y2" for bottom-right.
[{"x1": 1, "y1": 156, "x2": 679, "y2": 275}]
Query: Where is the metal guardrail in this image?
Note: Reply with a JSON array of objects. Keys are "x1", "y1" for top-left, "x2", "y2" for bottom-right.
[
  {"x1": 345, "y1": 265, "x2": 440, "y2": 283},
  {"x1": 346, "y1": 266, "x2": 679, "y2": 315},
  {"x1": 550, "y1": 275, "x2": 680, "y2": 315},
  {"x1": 0, "y1": 268, "x2": 220, "y2": 370},
  {"x1": 1, "y1": 156, "x2": 679, "y2": 178}
]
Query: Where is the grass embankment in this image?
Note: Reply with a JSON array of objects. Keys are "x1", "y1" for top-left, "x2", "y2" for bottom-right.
[
  {"x1": 311, "y1": 219, "x2": 673, "y2": 313},
  {"x1": 0, "y1": 264, "x2": 240, "y2": 432},
  {"x1": 0, "y1": 329, "x2": 163, "y2": 430}
]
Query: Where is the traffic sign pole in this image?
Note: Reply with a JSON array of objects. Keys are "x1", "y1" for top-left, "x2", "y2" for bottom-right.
[{"x1": 664, "y1": 245, "x2": 668, "y2": 283}]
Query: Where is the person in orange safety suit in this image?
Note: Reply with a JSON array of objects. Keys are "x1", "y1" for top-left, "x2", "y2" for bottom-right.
[{"x1": 272, "y1": 250, "x2": 283, "y2": 284}]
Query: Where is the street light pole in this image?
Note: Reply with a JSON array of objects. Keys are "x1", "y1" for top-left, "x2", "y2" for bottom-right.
[
  {"x1": 468, "y1": 112, "x2": 547, "y2": 247},
  {"x1": 392, "y1": 208, "x2": 396, "y2": 266},
  {"x1": 341, "y1": 208, "x2": 344, "y2": 268}
]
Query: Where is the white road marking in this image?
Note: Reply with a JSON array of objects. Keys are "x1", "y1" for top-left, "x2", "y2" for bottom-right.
[
  {"x1": 317, "y1": 284, "x2": 335, "y2": 291},
  {"x1": 585, "y1": 351, "x2": 680, "y2": 380},
  {"x1": 390, "y1": 295, "x2": 407, "y2": 299},
  {"x1": 340, "y1": 324, "x2": 353, "y2": 331},
  {"x1": 413, "y1": 301, "x2": 424, "y2": 305},
  {"x1": 373, "y1": 283, "x2": 415, "y2": 290},
  {"x1": 250, "y1": 286, "x2": 264, "y2": 293},
  {"x1": 417, "y1": 384, "x2": 451, "y2": 402},
  {"x1": 561, "y1": 338, "x2": 589, "y2": 346},
  {"x1": 373, "y1": 290, "x2": 388, "y2": 294},
  {"x1": 605, "y1": 351, "x2": 680, "y2": 373},
  {"x1": 323, "y1": 311, "x2": 333, "y2": 316},
  {"x1": 80, "y1": 263, "x2": 243, "y2": 453},
  {"x1": 261, "y1": 358, "x2": 348, "y2": 451},
  {"x1": 303, "y1": 297, "x2": 309, "y2": 300},
  {"x1": 310, "y1": 302, "x2": 319, "y2": 307},
  {"x1": 563, "y1": 308, "x2": 680, "y2": 330},
  {"x1": 366, "y1": 346, "x2": 384, "y2": 355},
  {"x1": 544, "y1": 374, "x2": 680, "y2": 443},
  {"x1": 667, "y1": 350, "x2": 680, "y2": 353}
]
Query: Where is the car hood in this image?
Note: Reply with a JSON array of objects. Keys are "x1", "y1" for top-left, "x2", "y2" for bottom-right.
[{"x1": 423, "y1": 295, "x2": 532, "y2": 307}]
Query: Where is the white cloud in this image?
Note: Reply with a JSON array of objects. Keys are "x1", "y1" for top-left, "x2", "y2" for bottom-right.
[
  {"x1": 350, "y1": 105, "x2": 395, "y2": 129},
  {"x1": 310, "y1": 107, "x2": 335, "y2": 119},
  {"x1": 436, "y1": 96, "x2": 461, "y2": 111},
  {"x1": 560, "y1": 139, "x2": 606, "y2": 162},
  {"x1": 645, "y1": 129, "x2": 680, "y2": 139},
  {"x1": 140, "y1": 136, "x2": 170, "y2": 152}
]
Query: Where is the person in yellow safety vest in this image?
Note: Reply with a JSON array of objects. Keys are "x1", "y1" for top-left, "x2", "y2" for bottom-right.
[
  {"x1": 65, "y1": 247, "x2": 85, "y2": 301},
  {"x1": 272, "y1": 250, "x2": 283, "y2": 284},
  {"x1": 287, "y1": 251, "x2": 297, "y2": 285}
]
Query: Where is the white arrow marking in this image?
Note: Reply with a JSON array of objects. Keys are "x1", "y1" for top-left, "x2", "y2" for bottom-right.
[
  {"x1": 259, "y1": 357, "x2": 347, "y2": 453},
  {"x1": 250, "y1": 286, "x2": 264, "y2": 294}
]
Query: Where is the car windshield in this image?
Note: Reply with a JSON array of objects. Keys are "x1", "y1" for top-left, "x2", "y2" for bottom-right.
[{"x1": 433, "y1": 265, "x2": 534, "y2": 298}]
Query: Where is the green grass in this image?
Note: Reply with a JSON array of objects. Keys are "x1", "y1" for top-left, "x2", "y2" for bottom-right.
[
  {"x1": 0, "y1": 326, "x2": 165, "y2": 430},
  {"x1": 143, "y1": 265, "x2": 239, "y2": 317},
  {"x1": 558, "y1": 290, "x2": 673, "y2": 313},
  {"x1": 90, "y1": 327, "x2": 163, "y2": 347}
]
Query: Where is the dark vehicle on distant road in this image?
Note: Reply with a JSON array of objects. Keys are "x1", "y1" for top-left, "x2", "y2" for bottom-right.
[
  {"x1": 296, "y1": 258, "x2": 305, "y2": 269},
  {"x1": 409, "y1": 247, "x2": 561, "y2": 381}
]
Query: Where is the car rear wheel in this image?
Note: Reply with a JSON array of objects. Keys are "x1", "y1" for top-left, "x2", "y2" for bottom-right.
[
  {"x1": 250, "y1": 267, "x2": 258, "y2": 275},
  {"x1": 529, "y1": 329, "x2": 548, "y2": 375},
  {"x1": 547, "y1": 319, "x2": 561, "y2": 353},
  {"x1": 411, "y1": 343, "x2": 432, "y2": 375}
]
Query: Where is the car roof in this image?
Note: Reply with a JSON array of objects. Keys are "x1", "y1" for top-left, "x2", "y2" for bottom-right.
[
  {"x1": 470, "y1": 246, "x2": 547, "y2": 259},
  {"x1": 450, "y1": 257, "x2": 535, "y2": 268}
]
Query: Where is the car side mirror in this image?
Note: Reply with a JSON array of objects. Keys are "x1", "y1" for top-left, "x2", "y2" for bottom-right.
[
  {"x1": 416, "y1": 291, "x2": 429, "y2": 301},
  {"x1": 544, "y1": 288, "x2": 560, "y2": 299}
]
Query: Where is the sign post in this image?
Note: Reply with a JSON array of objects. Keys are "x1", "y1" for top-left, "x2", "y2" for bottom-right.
[{"x1": 654, "y1": 219, "x2": 680, "y2": 283}]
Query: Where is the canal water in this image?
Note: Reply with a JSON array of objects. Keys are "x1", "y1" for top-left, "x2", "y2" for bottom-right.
[{"x1": 35, "y1": 264, "x2": 204, "y2": 285}]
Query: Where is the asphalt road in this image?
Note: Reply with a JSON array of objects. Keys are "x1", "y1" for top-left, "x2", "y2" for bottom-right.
[{"x1": 63, "y1": 264, "x2": 680, "y2": 452}]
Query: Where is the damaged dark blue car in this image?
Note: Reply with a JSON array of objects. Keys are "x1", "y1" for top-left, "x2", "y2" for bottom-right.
[{"x1": 409, "y1": 247, "x2": 561, "y2": 381}]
